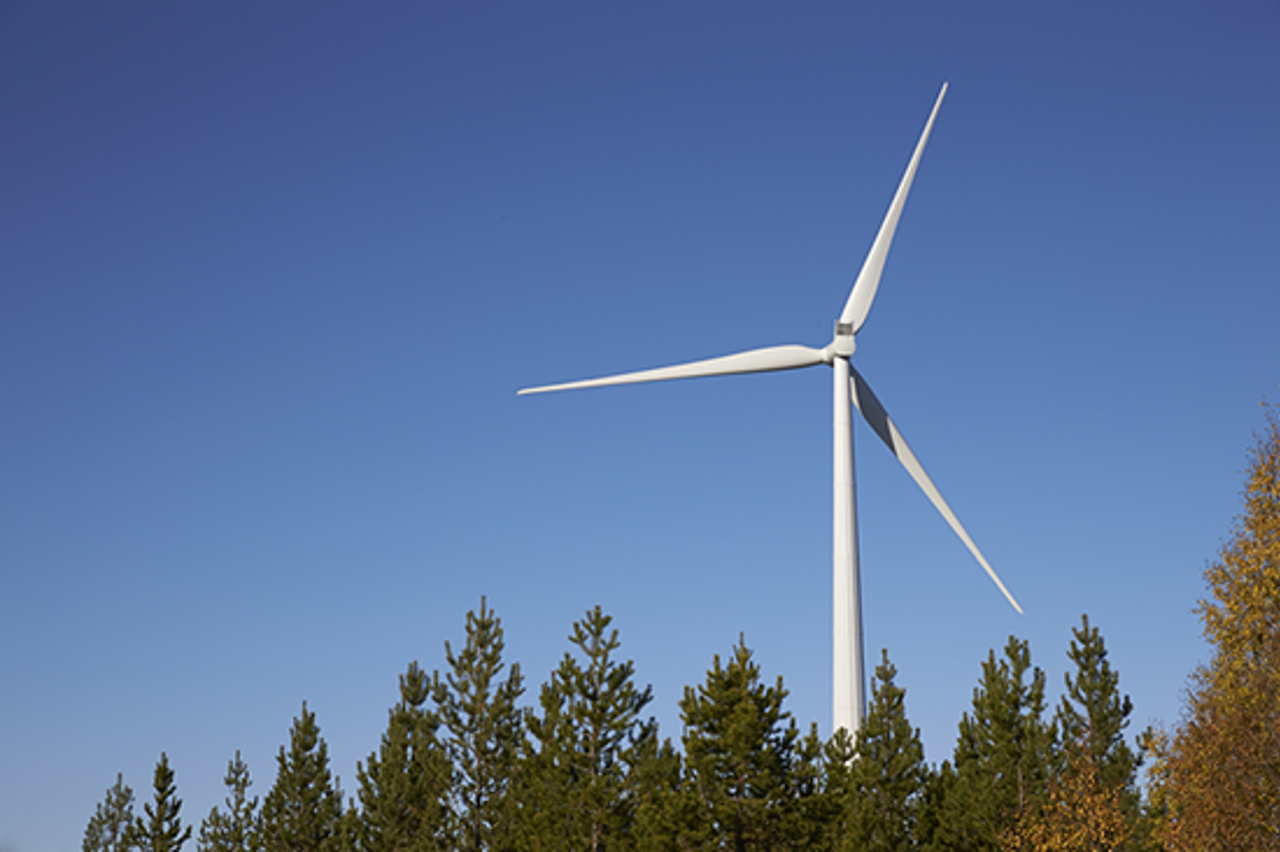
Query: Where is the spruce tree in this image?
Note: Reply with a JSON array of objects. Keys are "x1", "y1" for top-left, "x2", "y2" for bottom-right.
[
  {"x1": 847, "y1": 650, "x2": 928, "y2": 852},
  {"x1": 520, "y1": 606, "x2": 657, "y2": 851},
  {"x1": 677, "y1": 636, "x2": 803, "y2": 851},
  {"x1": 930, "y1": 636, "x2": 1055, "y2": 852},
  {"x1": 132, "y1": 753, "x2": 193, "y2": 852},
  {"x1": 354, "y1": 661, "x2": 451, "y2": 852},
  {"x1": 84, "y1": 773, "x2": 137, "y2": 852},
  {"x1": 433, "y1": 597, "x2": 525, "y2": 852},
  {"x1": 261, "y1": 702, "x2": 344, "y2": 852},
  {"x1": 198, "y1": 751, "x2": 262, "y2": 852}
]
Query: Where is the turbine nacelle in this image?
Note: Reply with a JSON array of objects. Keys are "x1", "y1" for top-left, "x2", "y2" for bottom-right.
[{"x1": 823, "y1": 322, "x2": 857, "y2": 362}]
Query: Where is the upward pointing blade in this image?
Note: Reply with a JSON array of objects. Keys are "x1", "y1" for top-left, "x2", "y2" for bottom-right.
[
  {"x1": 840, "y1": 83, "x2": 948, "y2": 334},
  {"x1": 518, "y1": 344, "x2": 827, "y2": 395},
  {"x1": 850, "y1": 367, "x2": 1023, "y2": 614}
]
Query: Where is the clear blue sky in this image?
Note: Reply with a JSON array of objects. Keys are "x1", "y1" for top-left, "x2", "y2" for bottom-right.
[{"x1": 2, "y1": 3, "x2": 1278, "y2": 849}]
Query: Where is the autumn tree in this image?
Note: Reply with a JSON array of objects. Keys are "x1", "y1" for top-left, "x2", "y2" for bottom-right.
[
  {"x1": 1156, "y1": 402, "x2": 1280, "y2": 851},
  {"x1": 84, "y1": 773, "x2": 137, "y2": 852},
  {"x1": 132, "y1": 753, "x2": 193, "y2": 852},
  {"x1": 519, "y1": 606, "x2": 657, "y2": 851},
  {"x1": 434, "y1": 598, "x2": 525, "y2": 851},
  {"x1": 1003, "y1": 741, "x2": 1130, "y2": 852},
  {"x1": 198, "y1": 752, "x2": 261, "y2": 852}
]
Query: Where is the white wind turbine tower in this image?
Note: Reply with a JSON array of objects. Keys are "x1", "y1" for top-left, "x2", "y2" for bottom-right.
[{"x1": 519, "y1": 84, "x2": 1022, "y2": 736}]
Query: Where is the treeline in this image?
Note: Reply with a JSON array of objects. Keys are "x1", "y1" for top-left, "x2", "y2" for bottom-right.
[
  {"x1": 85, "y1": 402, "x2": 1280, "y2": 852},
  {"x1": 84, "y1": 603, "x2": 1152, "y2": 852}
]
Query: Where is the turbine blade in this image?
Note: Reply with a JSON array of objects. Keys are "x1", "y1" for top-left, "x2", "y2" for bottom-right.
[
  {"x1": 850, "y1": 367, "x2": 1023, "y2": 614},
  {"x1": 518, "y1": 344, "x2": 827, "y2": 395},
  {"x1": 840, "y1": 83, "x2": 948, "y2": 334}
]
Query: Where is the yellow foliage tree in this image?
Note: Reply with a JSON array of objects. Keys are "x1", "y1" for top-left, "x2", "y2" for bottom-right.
[
  {"x1": 1003, "y1": 736, "x2": 1131, "y2": 852},
  {"x1": 1153, "y1": 402, "x2": 1280, "y2": 851}
]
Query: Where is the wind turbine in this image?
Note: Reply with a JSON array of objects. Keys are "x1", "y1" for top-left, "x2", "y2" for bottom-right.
[{"x1": 519, "y1": 83, "x2": 1022, "y2": 736}]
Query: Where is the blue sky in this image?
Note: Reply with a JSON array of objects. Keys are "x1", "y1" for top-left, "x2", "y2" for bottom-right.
[{"x1": 2, "y1": 2, "x2": 1278, "y2": 849}]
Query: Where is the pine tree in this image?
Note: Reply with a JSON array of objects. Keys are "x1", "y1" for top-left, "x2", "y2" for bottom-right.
[
  {"x1": 1053, "y1": 615, "x2": 1140, "y2": 835},
  {"x1": 261, "y1": 702, "x2": 344, "y2": 852},
  {"x1": 627, "y1": 737, "x2": 684, "y2": 852},
  {"x1": 354, "y1": 661, "x2": 450, "y2": 852},
  {"x1": 846, "y1": 650, "x2": 928, "y2": 852},
  {"x1": 811, "y1": 729, "x2": 858, "y2": 851},
  {"x1": 198, "y1": 751, "x2": 262, "y2": 852},
  {"x1": 677, "y1": 636, "x2": 803, "y2": 851},
  {"x1": 433, "y1": 597, "x2": 525, "y2": 852},
  {"x1": 84, "y1": 773, "x2": 137, "y2": 852},
  {"x1": 520, "y1": 606, "x2": 657, "y2": 851},
  {"x1": 930, "y1": 636, "x2": 1055, "y2": 852},
  {"x1": 132, "y1": 753, "x2": 193, "y2": 852}
]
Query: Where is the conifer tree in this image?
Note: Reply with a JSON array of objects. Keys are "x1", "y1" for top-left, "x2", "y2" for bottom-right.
[
  {"x1": 930, "y1": 637, "x2": 1055, "y2": 852},
  {"x1": 1053, "y1": 615, "x2": 1140, "y2": 832},
  {"x1": 198, "y1": 751, "x2": 261, "y2": 852},
  {"x1": 433, "y1": 598, "x2": 525, "y2": 852},
  {"x1": 84, "y1": 773, "x2": 137, "y2": 852},
  {"x1": 261, "y1": 702, "x2": 344, "y2": 852},
  {"x1": 354, "y1": 661, "x2": 450, "y2": 852},
  {"x1": 132, "y1": 753, "x2": 193, "y2": 852},
  {"x1": 520, "y1": 606, "x2": 657, "y2": 851},
  {"x1": 811, "y1": 729, "x2": 858, "y2": 851},
  {"x1": 677, "y1": 636, "x2": 803, "y2": 851},
  {"x1": 627, "y1": 737, "x2": 685, "y2": 852},
  {"x1": 847, "y1": 650, "x2": 928, "y2": 852}
]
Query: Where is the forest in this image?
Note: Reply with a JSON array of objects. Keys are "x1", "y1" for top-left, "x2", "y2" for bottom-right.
[{"x1": 83, "y1": 406, "x2": 1280, "y2": 852}]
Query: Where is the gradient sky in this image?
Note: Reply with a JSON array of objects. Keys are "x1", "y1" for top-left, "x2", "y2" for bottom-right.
[{"x1": 2, "y1": 3, "x2": 1279, "y2": 850}]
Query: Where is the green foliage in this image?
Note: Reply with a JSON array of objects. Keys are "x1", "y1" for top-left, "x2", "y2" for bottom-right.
[
  {"x1": 132, "y1": 753, "x2": 193, "y2": 852},
  {"x1": 261, "y1": 702, "x2": 344, "y2": 852},
  {"x1": 930, "y1": 636, "x2": 1054, "y2": 852},
  {"x1": 433, "y1": 597, "x2": 525, "y2": 852},
  {"x1": 1054, "y1": 615, "x2": 1140, "y2": 830},
  {"x1": 519, "y1": 606, "x2": 656, "y2": 851},
  {"x1": 198, "y1": 752, "x2": 261, "y2": 852},
  {"x1": 676, "y1": 636, "x2": 805, "y2": 850},
  {"x1": 84, "y1": 773, "x2": 137, "y2": 852},
  {"x1": 81, "y1": 604, "x2": 1163, "y2": 851},
  {"x1": 354, "y1": 661, "x2": 450, "y2": 852},
  {"x1": 846, "y1": 650, "x2": 928, "y2": 852}
]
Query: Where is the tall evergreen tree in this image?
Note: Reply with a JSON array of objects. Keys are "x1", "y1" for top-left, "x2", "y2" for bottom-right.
[
  {"x1": 846, "y1": 650, "x2": 928, "y2": 852},
  {"x1": 677, "y1": 636, "x2": 803, "y2": 851},
  {"x1": 930, "y1": 636, "x2": 1055, "y2": 852},
  {"x1": 520, "y1": 606, "x2": 657, "y2": 851},
  {"x1": 1054, "y1": 615, "x2": 1140, "y2": 828},
  {"x1": 132, "y1": 753, "x2": 193, "y2": 852},
  {"x1": 261, "y1": 702, "x2": 344, "y2": 852},
  {"x1": 433, "y1": 597, "x2": 525, "y2": 852},
  {"x1": 627, "y1": 737, "x2": 685, "y2": 852},
  {"x1": 84, "y1": 773, "x2": 137, "y2": 852},
  {"x1": 198, "y1": 751, "x2": 262, "y2": 852},
  {"x1": 354, "y1": 661, "x2": 450, "y2": 852}
]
